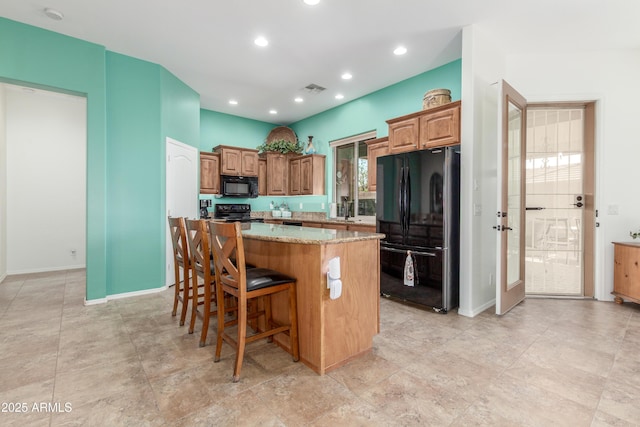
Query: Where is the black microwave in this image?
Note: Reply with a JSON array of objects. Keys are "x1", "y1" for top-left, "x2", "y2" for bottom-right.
[{"x1": 221, "y1": 175, "x2": 258, "y2": 198}]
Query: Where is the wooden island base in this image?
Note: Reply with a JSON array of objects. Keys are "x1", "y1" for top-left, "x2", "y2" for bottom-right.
[{"x1": 241, "y1": 225, "x2": 381, "y2": 375}]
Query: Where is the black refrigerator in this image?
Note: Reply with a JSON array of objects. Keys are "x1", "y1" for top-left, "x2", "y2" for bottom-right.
[{"x1": 376, "y1": 146, "x2": 460, "y2": 313}]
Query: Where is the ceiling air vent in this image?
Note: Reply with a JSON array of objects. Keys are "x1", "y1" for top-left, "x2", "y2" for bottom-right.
[{"x1": 303, "y1": 83, "x2": 326, "y2": 94}]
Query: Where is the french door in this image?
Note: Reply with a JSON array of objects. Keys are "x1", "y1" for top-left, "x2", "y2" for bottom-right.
[{"x1": 496, "y1": 81, "x2": 527, "y2": 315}]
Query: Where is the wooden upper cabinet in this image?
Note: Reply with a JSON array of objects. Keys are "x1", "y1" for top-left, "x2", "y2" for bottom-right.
[
  {"x1": 300, "y1": 154, "x2": 325, "y2": 195},
  {"x1": 258, "y1": 158, "x2": 267, "y2": 196},
  {"x1": 419, "y1": 102, "x2": 460, "y2": 148},
  {"x1": 386, "y1": 100, "x2": 461, "y2": 153},
  {"x1": 241, "y1": 149, "x2": 259, "y2": 175},
  {"x1": 213, "y1": 145, "x2": 259, "y2": 177},
  {"x1": 200, "y1": 152, "x2": 220, "y2": 194},
  {"x1": 366, "y1": 137, "x2": 389, "y2": 192},
  {"x1": 388, "y1": 117, "x2": 419, "y2": 153},
  {"x1": 289, "y1": 157, "x2": 302, "y2": 195},
  {"x1": 265, "y1": 152, "x2": 288, "y2": 195}
]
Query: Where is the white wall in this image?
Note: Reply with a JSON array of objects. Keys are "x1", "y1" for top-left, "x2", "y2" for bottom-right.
[
  {"x1": 0, "y1": 85, "x2": 6, "y2": 282},
  {"x1": 504, "y1": 49, "x2": 640, "y2": 301},
  {"x1": 461, "y1": 26, "x2": 640, "y2": 312},
  {"x1": 459, "y1": 25, "x2": 506, "y2": 316},
  {"x1": 6, "y1": 85, "x2": 86, "y2": 274}
]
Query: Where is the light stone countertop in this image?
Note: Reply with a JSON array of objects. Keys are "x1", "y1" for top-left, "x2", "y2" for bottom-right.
[
  {"x1": 241, "y1": 222, "x2": 383, "y2": 245},
  {"x1": 250, "y1": 211, "x2": 376, "y2": 226}
]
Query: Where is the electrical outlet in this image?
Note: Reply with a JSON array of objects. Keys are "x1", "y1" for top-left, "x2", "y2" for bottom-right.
[
  {"x1": 321, "y1": 202, "x2": 325, "y2": 209},
  {"x1": 299, "y1": 203, "x2": 303, "y2": 209},
  {"x1": 608, "y1": 205, "x2": 619, "y2": 215}
]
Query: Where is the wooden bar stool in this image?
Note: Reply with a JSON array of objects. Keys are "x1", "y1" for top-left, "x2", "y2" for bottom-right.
[
  {"x1": 167, "y1": 217, "x2": 192, "y2": 326},
  {"x1": 184, "y1": 218, "x2": 219, "y2": 347},
  {"x1": 210, "y1": 221, "x2": 299, "y2": 382}
]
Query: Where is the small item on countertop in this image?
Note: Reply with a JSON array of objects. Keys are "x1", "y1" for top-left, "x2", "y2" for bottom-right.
[{"x1": 403, "y1": 250, "x2": 414, "y2": 287}]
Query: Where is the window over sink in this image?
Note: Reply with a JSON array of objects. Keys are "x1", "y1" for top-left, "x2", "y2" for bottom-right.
[{"x1": 330, "y1": 131, "x2": 376, "y2": 221}]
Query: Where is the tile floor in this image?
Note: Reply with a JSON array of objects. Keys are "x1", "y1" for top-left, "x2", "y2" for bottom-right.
[{"x1": 1, "y1": 269, "x2": 639, "y2": 426}]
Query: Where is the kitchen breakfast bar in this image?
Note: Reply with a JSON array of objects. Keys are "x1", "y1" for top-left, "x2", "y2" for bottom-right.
[{"x1": 240, "y1": 222, "x2": 384, "y2": 375}]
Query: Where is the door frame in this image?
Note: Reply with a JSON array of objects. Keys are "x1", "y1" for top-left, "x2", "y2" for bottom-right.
[{"x1": 526, "y1": 102, "x2": 596, "y2": 297}]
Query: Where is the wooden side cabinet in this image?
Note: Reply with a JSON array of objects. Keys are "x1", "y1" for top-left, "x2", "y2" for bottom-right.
[
  {"x1": 612, "y1": 242, "x2": 640, "y2": 304},
  {"x1": 366, "y1": 137, "x2": 389, "y2": 192},
  {"x1": 200, "y1": 152, "x2": 220, "y2": 194},
  {"x1": 300, "y1": 154, "x2": 325, "y2": 195}
]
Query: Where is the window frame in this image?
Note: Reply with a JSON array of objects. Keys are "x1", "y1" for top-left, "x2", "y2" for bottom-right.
[{"x1": 329, "y1": 131, "x2": 377, "y2": 220}]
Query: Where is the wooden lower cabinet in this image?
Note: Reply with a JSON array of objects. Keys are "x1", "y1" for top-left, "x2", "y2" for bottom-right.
[{"x1": 612, "y1": 242, "x2": 640, "y2": 304}]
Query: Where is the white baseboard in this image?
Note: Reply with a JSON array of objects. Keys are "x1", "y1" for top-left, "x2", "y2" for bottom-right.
[
  {"x1": 7, "y1": 264, "x2": 86, "y2": 275},
  {"x1": 0, "y1": 273, "x2": 6, "y2": 284},
  {"x1": 458, "y1": 298, "x2": 496, "y2": 317},
  {"x1": 84, "y1": 285, "x2": 168, "y2": 306}
]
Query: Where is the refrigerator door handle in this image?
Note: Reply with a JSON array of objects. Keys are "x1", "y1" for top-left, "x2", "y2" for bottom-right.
[
  {"x1": 381, "y1": 246, "x2": 437, "y2": 257},
  {"x1": 399, "y1": 166, "x2": 406, "y2": 235},
  {"x1": 405, "y1": 166, "x2": 411, "y2": 233}
]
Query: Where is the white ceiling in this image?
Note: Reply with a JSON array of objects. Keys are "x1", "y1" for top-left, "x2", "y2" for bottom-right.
[{"x1": 1, "y1": 0, "x2": 638, "y2": 124}]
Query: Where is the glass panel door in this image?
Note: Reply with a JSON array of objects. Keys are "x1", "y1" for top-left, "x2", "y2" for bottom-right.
[{"x1": 525, "y1": 108, "x2": 585, "y2": 295}]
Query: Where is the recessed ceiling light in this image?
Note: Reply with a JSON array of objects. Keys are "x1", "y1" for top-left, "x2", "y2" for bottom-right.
[
  {"x1": 269, "y1": 109, "x2": 278, "y2": 114},
  {"x1": 229, "y1": 100, "x2": 238, "y2": 105},
  {"x1": 294, "y1": 97, "x2": 303, "y2": 103},
  {"x1": 341, "y1": 72, "x2": 353, "y2": 80},
  {"x1": 303, "y1": 0, "x2": 321, "y2": 5},
  {"x1": 335, "y1": 94, "x2": 344, "y2": 100},
  {"x1": 254, "y1": 36, "x2": 269, "y2": 47},
  {"x1": 394, "y1": 46, "x2": 407, "y2": 55},
  {"x1": 44, "y1": 8, "x2": 64, "y2": 21}
]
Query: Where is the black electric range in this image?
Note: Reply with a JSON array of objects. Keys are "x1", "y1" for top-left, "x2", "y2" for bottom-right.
[{"x1": 213, "y1": 203, "x2": 264, "y2": 223}]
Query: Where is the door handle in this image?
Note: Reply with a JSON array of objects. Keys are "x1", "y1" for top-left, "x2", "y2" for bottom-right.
[
  {"x1": 526, "y1": 207, "x2": 545, "y2": 210},
  {"x1": 572, "y1": 202, "x2": 584, "y2": 208}
]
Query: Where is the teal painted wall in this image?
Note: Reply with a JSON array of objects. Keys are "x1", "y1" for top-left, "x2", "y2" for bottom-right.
[
  {"x1": 0, "y1": 19, "x2": 201, "y2": 299},
  {"x1": 105, "y1": 52, "x2": 163, "y2": 295},
  {"x1": 161, "y1": 69, "x2": 201, "y2": 148},
  {"x1": 200, "y1": 109, "x2": 274, "y2": 152},
  {"x1": 0, "y1": 18, "x2": 108, "y2": 300}
]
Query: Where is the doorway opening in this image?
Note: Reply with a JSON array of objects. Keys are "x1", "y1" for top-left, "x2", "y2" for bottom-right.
[{"x1": 524, "y1": 103, "x2": 595, "y2": 297}]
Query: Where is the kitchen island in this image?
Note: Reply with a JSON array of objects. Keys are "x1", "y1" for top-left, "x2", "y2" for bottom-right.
[{"x1": 240, "y1": 222, "x2": 384, "y2": 375}]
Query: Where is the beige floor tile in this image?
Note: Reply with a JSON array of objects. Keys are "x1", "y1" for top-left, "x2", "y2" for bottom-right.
[
  {"x1": 50, "y1": 384, "x2": 164, "y2": 427},
  {"x1": 358, "y1": 369, "x2": 462, "y2": 426},
  {"x1": 53, "y1": 357, "x2": 149, "y2": 408},
  {"x1": 0, "y1": 351, "x2": 58, "y2": 393},
  {"x1": 173, "y1": 389, "x2": 285, "y2": 427},
  {"x1": 148, "y1": 367, "x2": 216, "y2": 422},
  {"x1": 0, "y1": 379, "x2": 55, "y2": 427},
  {"x1": 597, "y1": 380, "x2": 640, "y2": 425},
  {"x1": 252, "y1": 365, "x2": 356, "y2": 426}
]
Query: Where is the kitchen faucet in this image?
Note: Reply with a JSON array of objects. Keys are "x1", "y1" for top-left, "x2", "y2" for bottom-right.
[{"x1": 341, "y1": 196, "x2": 349, "y2": 220}]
